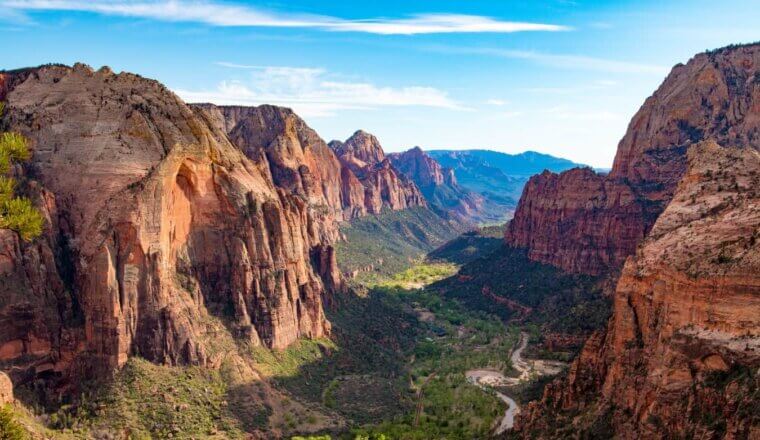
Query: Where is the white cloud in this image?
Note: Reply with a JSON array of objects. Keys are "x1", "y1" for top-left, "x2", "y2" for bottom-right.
[
  {"x1": 176, "y1": 64, "x2": 467, "y2": 117},
  {"x1": 485, "y1": 99, "x2": 507, "y2": 106},
  {"x1": 2, "y1": 1, "x2": 570, "y2": 35},
  {"x1": 426, "y1": 46, "x2": 668, "y2": 75}
]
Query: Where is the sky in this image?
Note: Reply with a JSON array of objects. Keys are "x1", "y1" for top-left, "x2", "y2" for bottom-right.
[{"x1": 2, "y1": 1, "x2": 759, "y2": 167}]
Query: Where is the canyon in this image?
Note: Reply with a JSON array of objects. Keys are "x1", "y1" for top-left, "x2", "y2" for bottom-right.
[
  {"x1": 0, "y1": 63, "x2": 439, "y2": 395},
  {"x1": 506, "y1": 44, "x2": 760, "y2": 276},
  {"x1": 0, "y1": 43, "x2": 757, "y2": 440},
  {"x1": 510, "y1": 44, "x2": 760, "y2": 439}
]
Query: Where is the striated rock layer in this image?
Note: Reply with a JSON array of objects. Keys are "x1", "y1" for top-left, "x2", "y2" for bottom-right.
[
  {"x1": 0, "y1": 64, "x2": 346, "y2": 390},
  {"x1": 506, "y1": 44, "x2": 760, "y2": 275},
  {"x1": 329, "y1": 130, "x2": 426, "y2": 214},
  {"x1": 516, "y1": 143, "x2": 760, "y2": 438},
  {"x1": 388, "y1": 146, "x2": 488, "y2": 224}
]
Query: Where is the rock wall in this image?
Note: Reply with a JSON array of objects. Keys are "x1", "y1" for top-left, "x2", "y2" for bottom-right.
[
  {"x1": 199, "y1": 109, "x2": 426, "y2": 219},
  {"x1": 329, "y1": 130, "x2": 426, "y2": 214},
  {"x1": 506, "y1": 43, "x2": 760, "y2": 275},
  {"x1": 516, "y1": 142, "x2": 760, "y2": 438},
  {"x1": 0, "y1": 64, "x2": 338, "y2": 388},
  {"x1": 388, "y1": 146, "x2": 486, "y2": 224}
]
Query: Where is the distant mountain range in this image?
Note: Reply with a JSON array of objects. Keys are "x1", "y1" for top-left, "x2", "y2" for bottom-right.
[{"x1": 426, "y1": 149, "x2": 587, "y2": 208}]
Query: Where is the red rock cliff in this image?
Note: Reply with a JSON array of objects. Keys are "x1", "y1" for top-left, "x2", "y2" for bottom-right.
[
  {"x1": 388, "y1": 146, "x2": 487, "y2": 224},
  {"x1": 329, "y1": 130, "x2": 426, "y2": 214},
  {"x1": 506, "y1": 44, "x2": 760, "y2": 275},
  {"x1": 0, "y1": 64, "x2": 339, "y2": 388},
  {"x1": 516, "y1": 141, "x2": 760, "y2": 439}
]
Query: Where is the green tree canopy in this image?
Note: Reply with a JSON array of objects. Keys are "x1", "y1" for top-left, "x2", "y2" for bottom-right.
[{"x1": 0, "y1": 113, "x2": 43, "y2": 241}]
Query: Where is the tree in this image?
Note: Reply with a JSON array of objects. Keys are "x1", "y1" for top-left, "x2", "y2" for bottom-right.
[
  {"x1": 0, "y1": 405, "x2": 29, "y2": 440},
  {"x1": 0, "y1": 112, "x2": 43, "y2": 241}
]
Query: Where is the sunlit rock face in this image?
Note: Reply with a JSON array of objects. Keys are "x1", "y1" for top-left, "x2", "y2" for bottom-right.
[
  {"x1": 329, "y1": 130, "x2": 426, "y2": 215},
  {"x1": 0, "y1": 64, "x2": 341, "y2": 387},
  {"x1": 513, "y1": 42, "x2": 760, "y2": 440},
  {"x1": 388, "y1": 146, "x2": 487, "y2": 224},
  {"x1": 506, "y1": 44, "x2": 760, "y2": 276},
  {"x1": 517, "y1": 142, "x2": 760, "y2": 439}
]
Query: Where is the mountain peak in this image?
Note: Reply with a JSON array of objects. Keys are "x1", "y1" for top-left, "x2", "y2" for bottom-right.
[{"x1": 335, "y1": 129, "x2": 386, "y2": 165}]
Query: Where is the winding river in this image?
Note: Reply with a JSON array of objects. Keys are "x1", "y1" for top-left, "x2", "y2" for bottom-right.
[{"x1": 465, "y1": 332, "x2": 535, "y2": 434}]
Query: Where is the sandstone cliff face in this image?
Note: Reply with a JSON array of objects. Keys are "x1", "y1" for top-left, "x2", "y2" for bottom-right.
[
  {"x1": 516, "y1": 142, "x2": 760, "y2": 439},
  {"x1": 506, "y1": 168, "x2": 651, "y2": 275},
  {"x1": 0, "y1": 64, "x2": 337, "y2": 389},
  {"x1": 506, "y1": 43, "x2": 760, "y2": 275},
  {"x1": 388, "y1": 146, "x2": 486, "y2": 224},
  {"x1": 329, "y1": 131, "x2": 426, "y2": 215}
]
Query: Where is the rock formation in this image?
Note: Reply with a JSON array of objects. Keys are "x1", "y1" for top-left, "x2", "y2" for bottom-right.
[
  {"x1": 0, "y1": 64, "x2": 342, "y2": 390},
  {"x1": 516, "y1": 141, "x2": 760, "y2": 439},
  {"x1": 388, "y1": 146, "x2": 487, "y2": 224},
  {"x1": 329, "y1": 130, "x2": 426, "y2": 214},
  {"x1": 506, "y1": 43, "x2": 760, "y2": 275},
  {"x1": 0, "y1": 371, "x2": 13, "y2": 404}
]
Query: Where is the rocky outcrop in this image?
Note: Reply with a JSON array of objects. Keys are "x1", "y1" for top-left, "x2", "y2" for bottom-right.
[
  {"x1": 506, "y1": 43, "x2": 760, "y2": 275},
  {"x1": 329, "y1": 130, "x2": 386, "y2": 171},
  {"x1": 198, "y1": 109, "x2": 425, "y2": 219},
  {"x1": 388, "y1": 146, "x2": 487, "y2": 224},
  {"x1": 506, "y1": 168, "x2": 651, "y2": 275},
  {"x1": 0, "y1": 372, "x2": 12, "y2": 404},
  {"x1": 329, "y1": 131, "x2": 426, "y2": 214},
  {"x1": 516, "y1": 142, "x2": 760, "y2": 439},
  {"x1": 0, "y1": 64, "x2": 338, "y2": 389}
]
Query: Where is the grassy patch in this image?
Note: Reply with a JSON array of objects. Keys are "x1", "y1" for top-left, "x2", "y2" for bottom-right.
[
  {"x1": 335, "y1": 207, "x2": 462, "y2": 278},
  {"x1": 372, "y1": 262, "x2": 459, "y2": 289},
  {"x1": 426, "y1": 225, "x2": 505, "y2": 265}
]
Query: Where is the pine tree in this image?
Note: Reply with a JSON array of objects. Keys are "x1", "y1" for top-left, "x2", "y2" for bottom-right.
[{"x1": 0, "y1": 105, "x2": 43, "y2": 241}]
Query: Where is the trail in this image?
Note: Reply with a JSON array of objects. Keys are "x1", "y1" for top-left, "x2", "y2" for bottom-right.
[{"x1": 466, "y1": 332, "x2": 561, "y2": 435}]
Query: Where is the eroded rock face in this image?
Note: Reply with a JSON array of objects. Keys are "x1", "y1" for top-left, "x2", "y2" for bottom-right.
[
  {"x1": 506, "y1": 168, "x2": 651, "y2": 275},
  {"x1": 516, "y1": 142, "x2": 760, "y2": 439},
  {"x1": 506, "y1": 43, "x2": 760, "y2": 275},
  {"x1": 199, "y1": 108, "x2": 425, "y2": 219},
  {"x1": 0, "y1": 371, "x2": 12, "y2": 404},
  {"x1": 330, "y1": 131, "x2": 426, "y2": 214},
  {"x1": 388, "y1": 146, "x2": 485, "y2": 224},
  {"x1": 0, "y1": 64, "x2": 336, "y2": 387}
]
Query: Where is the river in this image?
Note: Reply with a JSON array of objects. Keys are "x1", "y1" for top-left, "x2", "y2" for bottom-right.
[{"x1": 465, "y1": 332, "x2": 537, "y2": 434}]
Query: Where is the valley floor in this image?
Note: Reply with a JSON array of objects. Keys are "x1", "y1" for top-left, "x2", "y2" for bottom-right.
[{"x1": 3, "y1": 226, "x2": 608, "y2": 440}]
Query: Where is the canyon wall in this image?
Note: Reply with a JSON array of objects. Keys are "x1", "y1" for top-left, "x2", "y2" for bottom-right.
[
  {"x1": 0, "y1": 64, "x2": 344, "y2": 390},
  {"x1": 506, "y1": 44, "x2": 760, "y2": 275},
  {"x1": 388, "y1": 146, "x2": 486, "y2": 224},
  {"x1": 329, "y1": 130, "x2": 426, "y2": 214},
  {"x1": 517, "y1": 141, "x2": 760, "y2": 439}
]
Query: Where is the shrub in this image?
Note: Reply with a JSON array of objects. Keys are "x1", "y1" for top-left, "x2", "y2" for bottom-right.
[
  {"x1": 0, "y1": 405, "x2": 29, "y2": 440},
  {"x1": 0, "y1": 128, "x2": 43, "y2": 241}
]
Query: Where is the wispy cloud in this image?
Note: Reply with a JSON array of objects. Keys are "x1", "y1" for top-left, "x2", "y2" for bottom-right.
[
  {"x1": 176, "y1": 64, "x2": 467, "y2": 117},
  {"x1": 426, "y1": 46, "x2": 668, "y2": 75},
  {"x1": 2, "y1": 1, "x2": 571, "y2": 35},
  {"x1": 485, "y1": 99, "x2": 507, "y2": 106}
]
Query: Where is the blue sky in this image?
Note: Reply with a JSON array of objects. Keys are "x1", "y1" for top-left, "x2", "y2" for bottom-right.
[{"x1": 2, "y1": 1, "x2": 759, "y2": 167}]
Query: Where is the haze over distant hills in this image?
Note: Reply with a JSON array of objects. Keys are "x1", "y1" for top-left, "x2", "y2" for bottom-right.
[{"x1": 426, "y1": 149, "x2": 586, "y2": 207}]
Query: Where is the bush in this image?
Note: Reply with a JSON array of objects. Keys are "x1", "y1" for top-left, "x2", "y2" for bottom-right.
[
  {"x1": 0, "y1": 405, "x2": 29, "y2": 440},
  {"x1": 0, "y1": 128, "x2": 43, "y2": 241}
]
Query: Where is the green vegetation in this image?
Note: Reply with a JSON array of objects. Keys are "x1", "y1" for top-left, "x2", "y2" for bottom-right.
[
  {"x1": 33, "y1": 358, "x2": 254, "y2": 438},
  {"x1": 372, "y1": 262, "x2": 459, "y2": 289},
  {"x1": 0, "y1": 405, "x2": 29, "y2": 440},
  {"x1": 343, "y1": 284, "x2": 511, "y2": 439},
  {"x1": 427, "y1": 225, "x2": 505, "y2": 265},
  {"x1": 428, "y1": 246, "x2": 610, "y2": 341},
  {"x1": 335, "y1": 207, "x2": 462, "y2": 279},
  {"x1": 251, "y1": 338, "x2": 337, "y2": 378},
  {"x1": 0, "y1": 113, "x2": 43, "y2": 241}
]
